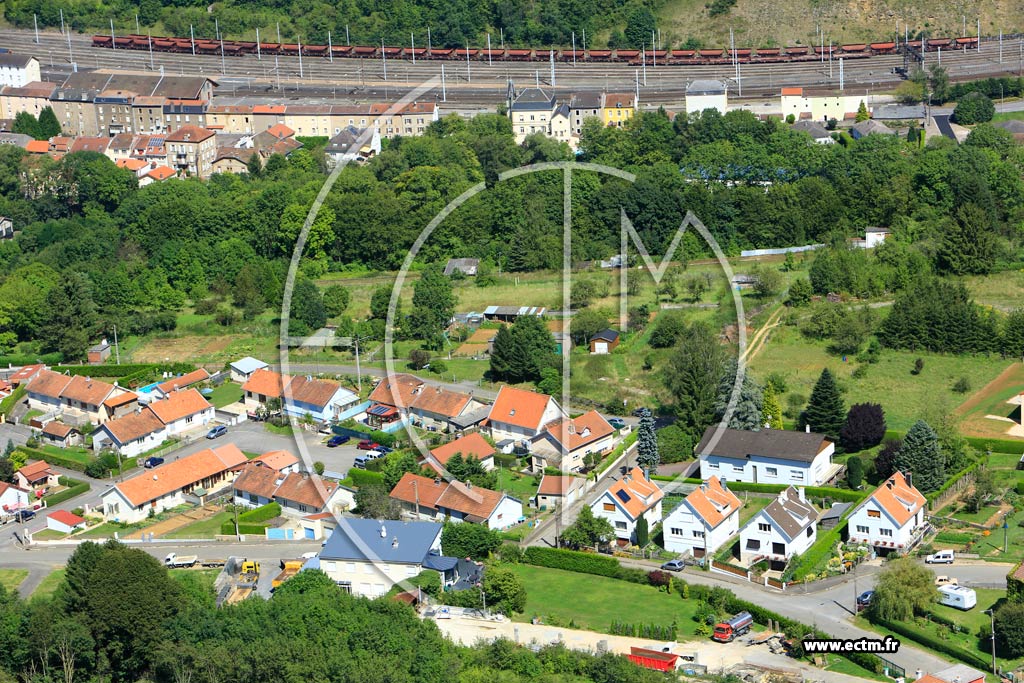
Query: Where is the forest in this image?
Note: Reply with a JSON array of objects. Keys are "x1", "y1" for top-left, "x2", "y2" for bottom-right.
[
  {"x1": 0, "y1": 107, "x2": 1021, "y2": 364},
  {"x1": 0, "y1": 540, "x2": 671, "y2": 683},
  {"x1": 3, "y1": 0, "x2": 664, "y2": 49}
]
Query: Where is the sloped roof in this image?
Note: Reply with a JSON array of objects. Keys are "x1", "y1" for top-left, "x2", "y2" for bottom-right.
[
  {"x1": 603, "y1": 92, "x2": 635, "y2": 108},
  {"x1": 146, "y1": 388, "x2": 212, "y2": 424},
  {"x1": 242, "y1": 368, "x2": 288, "y2": 398},
  {"x1": 48, "y1": 509, "x2": 85, "y2": 527},
  {"x1": 589, "y1": 329, "x2": 620, "y2": 343},
  {"x1": 60, "y1": 375, "x2": 117, "y2": 406},
  {"x1": 866, "y1": 471, "x2": 925, "y2": 526},
  {"x1": 41, "y1": 421, "x2": 76, "y2": 439},
  {"x1": 230, "y1": 357, "x2": 268, "y2": 374},
  {"x1": 435, "y1": 481, "x2": 509, "y2": 523},
  {"x1": 390, "y1": 473, "x2": 447, "y2": 511},
  {"x1": 543, "y1": 410, "x2": 614, "y2": 452},
  {"x1": 603, "y1": 467, "x2": 663, "y2": 520},
  {"x1": 696, "y1": 426, "x2": 830, "y2": 464},
  {"x1": 155, "y1": 368, "x2": 210, "y2": 394},
  {"x1": 17, "y1": 460, "x2": 53, "y2": 481},
  {"x1": 368, "y1": 373, "x2": 423, "y2": 408},
  {"x1": 760, "y1": 487, "x2": 817, "y2": 540},
  {"x1": 9, "y1": 364, "x2": 45, "y2": 385},
  {"x1": 410, "y1": 386, "x2": 473, "y2": 418},
  {"x1": 100, "y1": 407, "x2": 165, "y2": 444},
  {"x1": 232, "y1": 464, "x2": 281, "y2": 499},
  {"x1": 252, "y1": 450, "x2": 299, "y2": 471},
  {"x1": 165, "y1": 125, "x2": 215, "y2": 143},
  {"x1": 114, "y1": 443, "x2": 245, "y2": 507},
  {"x1": 488, "y1": 386, "x2": 555, "y2": 431},
  {"x1": 146, "y1": 165, "x2": 176, "y2": 180},
  {"x1": 537, "y1": 475, "x2": 584, "y2": 496},
  {"x1": 26, "y1": 369, "x2": 73, "y2": 399},
  {"x1": 24, "y1": 139, "x2": 49, "y2": 153},
  {"x1": 273, "y1": 473, "x2": 338, "y2": 509},
  {"x1": 684, "y1": 476, "x2": 741, "y2": 529},
  {"x1": 103, "y1": 391, "x2": 138, "y2": 409},
  {"x1": 265, "y1": 123, "x2": 294, "y2": 139},
  {"x1": 285, "y1": 375, "x2": 355, "y2": 409},
  {"x1": 319, "y1": 518, "x2": 442, "y2": 564},
  {"x1": 429, "y1": 433, "x2": 495, "y2": 467}
]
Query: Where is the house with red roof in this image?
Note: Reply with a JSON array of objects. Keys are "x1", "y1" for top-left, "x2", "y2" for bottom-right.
[
  {"x1": 661, "y1": 476, "x2": 742, "y2": 557},
  {"x1": 145, "y1": 388, "x2": 214, "y2": 436},
  {"x1": 8, "y1": 363, "x2": 45, "y2": 386},
  {"x1": 425, "y1": 433, "x2": 496, "y2": 474},
  {"x1": 14, "y1": 460, "x2": 59, "y2": 490},
  {"x1": 529, "y1": 409, "x2": 615, "y2": 473},
  {"x1": 232, "y1": 463, "x2": 352, "y2": 516},
  {"x1": 26, "y1": 370, "x2": 133, "y2": 424},
  {"x1": 92, "y1": 388, "x2": 213, "y2": 457},
  {"x1": 47, "y1": 509, "x2": 87, "y2": 534},
  {"x1": 389, "y1": 472, "x2": 523, "y2": 530},
  {"x1": 591, "y1": 467, "x2": 664, "y2": 544},
  {"x1": 535, "y1": 474, "x2": 587, "y2": 508},
  {"x1": 408, "y1": 386, "x2": 485, "y2": 433},
  {"x1": 101, "y1": 443, "x2": 246, "y2": 523},
  {"x1": 250, "y1": 449, "x2": 300, "y2": 474},
  {"x1": 150, "y1": 368, "x2": 210, "y2": 399},
  {"x1": 847, "y1": 471, "x2": 927, "y2": 553},
  {"x1": 39, "y1": 421, "x2": 82, "y2": 448},
  {"x1": 486, "y1": 386, "x2": 565, "y2": 449}
]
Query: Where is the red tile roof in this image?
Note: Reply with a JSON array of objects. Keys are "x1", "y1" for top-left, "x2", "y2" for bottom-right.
[
  {"x1": 252, "y1": 450, "x2": 299, "y2": 471},
  {"x1": 60, "y1": 375, "x2": 117, "y2": 406},
  {"x1": 537, "y1": 475, "x2": 584, "y2": 497},
  {"x1": 116, "y1": 158, "x2": 148, "y2": 171},
  {"x1": 232, "y1": 464, "x2": 281, "y2": 499},
  {"x1": 41, "y1": 421, "x2": 76, "y2": 439},
  {"x1": 102, "y1": 392, "x2": 138, "y2": 409},
  {"x1": 48, "y1": 509, "x2": 85, "y2": 527},
  {"x1": 9, "y1": 364, "x2": 45, "y2": 385},
  {"x1": 17, "y1": 460, "x2": 53, "y2": 481},
  {"x1": 146, "y1": 165, "x2": 176, "y2": 180},
  {"x1": 24, "y1": 140, "x2": 48, "y2": 153},
  {"x1": 429, "y1": 433, "x2": 495, "y2": 466},
  {"x1": 265, "y1": 123, "x2": 294, "y2": 139},
  {"x1": 410, "y1": 386, "x2": 473, "y2": 418},
  {"x1": 273, "y1": 473, "x2": 337, "y2": 510},
  {"x1": 781, "y1": 87, "x2": 804, "y2": 96},
  {"x1": 115, "y1": 443, "x2": 245, "y2": 507},
  {"x1": 101, "y1": 407, "x2": 165, "y2": 444},
  {"x1": 146, "y1": 388, "x2": 212, "y2": 424},
  {"x1": 155, "y1": 368, "x2": 210, "y2": 394},
  {"x1": 242, "y1": 368, "x2": 288, "y2": 398},
  {"x1": 436, "y1": 481, "x2": 507, "y2": 522},
  {"x1": 368, "y1": 373, "x2": 423, "y2": 408},
  {"x1": 390, "y1": 472, "x2": 447, "y2": 510},
  {"x1": 868, "y1": 471, "x2": 926, "y2": 526},
  {"x1": 543, "y1": 410, "x2": 614, "y2": 452},
  {"x1": 685, "y1": 476, "x2": 741, "y2": 529},
  {"x1": 488, "y1": 386, "x2": 555, "y2": 431},
  {"x1": 285, "y1": 375, "x2": 343, "y2": 409},
  {"x1": 603, "y1": 467, "x2": 663, "y2": 520},
  {"x1": 26, "y1": 369, "x2": 72, "y2": 399},
  {"x1": 165, "y1": 125, "x2": 215, "y2": 142}
]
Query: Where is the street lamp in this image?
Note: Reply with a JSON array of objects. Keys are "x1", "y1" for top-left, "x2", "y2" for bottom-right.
[{"x1": 984, "y1": 608, "x2": 997, "y2": 675}]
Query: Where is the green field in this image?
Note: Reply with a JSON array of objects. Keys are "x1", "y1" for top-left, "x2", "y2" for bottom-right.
[
  {"x1": 749, "y1": 324, "x2": 1012, "y2": 432},
  {"x1": 162, "y1": 511, "x2": 234, "y2": 539},
  {"x1": 32, "y1": 529, "x2": 69, "y2": 541},
  {"x1": 496, "y1": 468, "x2": 541, "y2": 501},
  {"x1": 0, "y1": 569, "x2": 27, "y2": 592},
  {"x1": 207, "y1": 382, "x2": 243, "y2": 408},
  {"x1": 508, "y1": 564, "x2": 702, "y2": 636},
  {"x1": 962, "y1": 269, "x2": 1024, "y2": 310},
  {"x1": 168, "y1": 568, "x2": 220, "y2": 594},
  {"x1": 954, "y1": 363, "x2": 1024, "y2": 440},
  {"x1": 31, "y1": 568, "x2": 66, "y2": 599}
]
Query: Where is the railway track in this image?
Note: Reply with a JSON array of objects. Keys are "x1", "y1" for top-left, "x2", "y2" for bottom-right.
[{"x1": 4, "y1": 29, "x2": 1024, "y2": 107}]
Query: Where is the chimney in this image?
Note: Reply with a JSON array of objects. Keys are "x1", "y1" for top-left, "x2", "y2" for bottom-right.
[
  {"x1": 434, "y1": 477, "x2": 441, "y2": 485},
  {"x1": 392, "y1": 537, "x2": 398, "y2": 548},
  {"x1": 380, "y1": 524, "x2": 387, "y2": 538},
  {"x1": 805, "y1": 424, "x2": 810, "y2": 433},
  {"x1": 797, "y1": 487, "x2": 806, "y2": 502},
  {"x1": 905, "y1": 471, "x2": 912, "y2": 489},
  {"x1": 465, "y1": 481, "x2": 472, "y2": 489}
]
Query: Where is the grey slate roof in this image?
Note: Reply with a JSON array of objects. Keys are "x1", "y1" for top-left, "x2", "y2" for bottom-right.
[
  {"x1": 590, "y1": 329, "x2": 620, "y2": 343},
  {"x1": 511, "y1": 88, "x2": 555, "y2": 111},
  {"x1": 819, "y1": 501, "x2": 852, "y2": 523},
  {"x1": 570, "y1": 92, "x2": 602, "y2": 110},
  {"x1": 319, "y1": 518, "x2": 442, "y2": 564},
  {"x1": 0, "y1": 133, "x2": 32, "y2": 147},
  {"x1": 851, "y1": 119, "x2": 897, "y2": 137},
  {"x1": 0, "y1": 53, "x2": 35, "y2": 68},
  {"x1": 325, "y1": 126, "x2": 366, "y2": 154},
  {"x1": 687, "y1": 79, "x2": 726, "y2": 95},
  {"x1": 696, "y1": 426, "x2": 830, "y2": 463},
  {"x1": 761, "y1": 487, "x2": 817, "y2": 540},
  {"x1": 444, "y1": 258, "x2": 479, "y2": 276},
  {"x1": 791, "y1": 120, "x2": 832, "y2": 138}
]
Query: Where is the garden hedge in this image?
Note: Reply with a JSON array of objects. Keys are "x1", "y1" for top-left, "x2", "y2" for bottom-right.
[
  {"x1": 57, "y1": 362, "x2": 195, "y2": 378},
  {"x1": 43, "y1": 477, "x2": 90, "y2": 506},
  {"x1": 0, "y1": 352, "x2": 62, "y2": 367},
  {"x1": 349, "y1": 469, "x2": 385, "y2": 488},
  {"x1": 0, "y1": 385, "x2": 26, "y2": 417},
  {"x1": 219, "y1": 503, "x2": 282, "y2": 535},
  {"x1": 786, "y1": 520, "x2": 848, "y2": 582},
  {"x1": 1008, "y1": 560, "x2": 1024, "y2": 605},
  {"x1": 966, "y1": 436, "x2": 1024, "y2": 455},
  {"x1": 868, "y1": 615, "x2": 990, "y2": 670},
  {"x1": 17, "y1": 445, "x2": 88, "y2": 473},
  {"x1": 927, "y1": 460, "x2": 983, "y2": 507},
  {"x1": 523, "y1": 547, "x2": 622, "y2": 578},
  {"x1": 649, "y1": 476, "x2": 866, "y2": 502}
]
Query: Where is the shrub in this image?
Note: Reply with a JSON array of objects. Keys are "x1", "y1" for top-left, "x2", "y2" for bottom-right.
[
  {"x1": 869, "y1": 614, "x2": 990, "y2": 669},
  {"x1": 1008, "y1": 560, "x2": 1024, "y2": 604},
  {"x1": 429, "y1": 360, "x2": 448, "y2": 375},
  {"x1": 349, "y1": 469, "x2": 385, "y2": 488},
  {"x1": 44, "y1": 477, "x2": 90, "y2": 506},
  {"x1": 911, "y1": 358, "x2": 924, "y2": 375},
  {"x1": 952, "y1": 377, "x2": 971, "y2": 394},
  {"x1": 408, "y1": 349, "x2": 430, "y2": 370}
]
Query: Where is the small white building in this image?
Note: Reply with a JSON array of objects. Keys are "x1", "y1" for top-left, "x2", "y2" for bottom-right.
[
  {"x1": 0, "y1": 54, "x2": 41, "y2": 89},
  {"x1": 591, "y1": 467, "x2": 664, "y2": 544},
  {"x1": 229, "y1": 356, "x2": 269, "y2": 383},
  {"x1": 46, "y1": 509, "x2": 87, "y2": 534},
  {"x1": 738, "y1": 486, "x2": 817, "y2": 567},
  {"x1": 487, "y1": 386, "x2": 566, "y2": 447},
  {"x1": 780, "y1": 87, "x2": 865, "y2": 121},
  {"x1": 697, "y1": 426, "x2": 836, "y2": 486},
  {"x1": 535, "y1": 475, "x2": 586, "y2": 509},
  {"x1": 791, "y1": 120, "x2": 835, "y2": 144},
  {"x1": 847, "y1": 471, "x2": 927, "y2": 553},
  {"x1": 685, "y1": 80, "x2": 728, "y2": 114},
  {"x1": 91, "y1": 407, "x2": 167, "y2": 458},
  {"x1": 662, "y1": 476, "x2": 742, "y2": 558}
]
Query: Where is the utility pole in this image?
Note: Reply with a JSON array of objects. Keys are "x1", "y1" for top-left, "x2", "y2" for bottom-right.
[
  {"x1": 410, "y1": 33, "x2": 414, "y2": 65},
  {"x1": 34, "y1": 14, "x2": 40, "y2": 44},
  {"x1": 135, "y1": 13, "x2": 140, "y2": 33},
  {"x1": 298, "y1": 36, "x2": 304, "y2": 79},
  {"x1": 276, "y1": 22, "x2": 281, "y2": 45},
  {"x1": 978, "y1": 18, "x2": 982, "y2": 53},
  {"x1": 839, "y1": 58, "x2": 844, "y2": 90},
  {"x1": 113, "y1": 324, "x2": 120, "y2": 364},
  {"x1": 426, "y1": 27, "x2": 430, "y2": 54},
  {"x1": 549, "y1": 48, "x2": 554, "y2": 86},
  {"x1": 256, "y1": 28, "x2": 261, "y2": 60},
  {"x1": 329, "y1": 32, "x2": 333, "y2": 63},
  {"x1": 500, "y1": 28, "x2": 504, "y2": 51},
  {"x1": 190, "y1": 24, "x2": 195, "y2": 55},
  {"x1": 215, "y1": 17, "x2": 220, "y2": 41},
  {"x1": 354, "y1": 335, "x2": 364, "y2": 394},
  {"x1": 59, "y1": 8, "x2": 64, "y2": 35},
  {"x1": 221, "y1": 35, "x2": 227, "y2": 74},
  {"x1": 641, "y1": 44, "x2": 647, "y2": 85},
  {"x1": 652, "y1": 30, "x2": 656, "y2": 67},
  {"x1": 466, "y1": 41, "x2": 471, "y2": 82},
  {"x1": 149, "y1": 33, "x2": 154, "y2": 70},
  {"x1": 572, "y1": 32, "x2": 576, "y2": 67},
  {"x1": 110, "y1": 18, "x2": 115, "y2": 49},
  {"x1": 488, "y1": 33, "x2": 492, "y2": 67},
  {"x1": 582, "y1": 28, "x2": 586, "y2": 52},
  {"x1": 381, "y1": 37, "x2": 386, "y2": 81},
  {"x1": 441, "y1": 63, "x2": 446, "y2": 101},
  {"x1": 985, "y1": 609, "x2": 997, "y2": 675}
]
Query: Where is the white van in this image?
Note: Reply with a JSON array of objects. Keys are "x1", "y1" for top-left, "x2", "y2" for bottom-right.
[
  {"x1": 925, "y1": 550, "x2": 955, "y2": 564},
  {"x1": 938, "y1": 585, "x2": 977, "y2": 610}
]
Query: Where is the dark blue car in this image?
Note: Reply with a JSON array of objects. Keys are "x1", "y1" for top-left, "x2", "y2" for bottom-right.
[{"x1": 327, "y1": 435, "x2": 349, "y2": 447}]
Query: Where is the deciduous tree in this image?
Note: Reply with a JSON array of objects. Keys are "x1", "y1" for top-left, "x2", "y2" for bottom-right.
[{"x1": 840, "y1": 403, "x2": 887, "y2": 452}]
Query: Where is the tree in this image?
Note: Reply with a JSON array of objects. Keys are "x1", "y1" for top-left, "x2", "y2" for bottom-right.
[
  {"x1": 648, "y1": 311, "x2": 688, "y2": 348},
  {"x1": 408, "y1": 348, "x2": 431, "y2": 370},
  {"x1": 0, "y1": 455, "x2": 12, "y2": 484},
  {"x1": 444, "y1": 453, "x2": 497, "y2": 489},
  {"x1": 12, "y1": 111, "x2": 39, "y2": 139},
  {"x1": 752, "y1": 265, "x2": 783, "y2": 299},
  {"x1": 786, "y1": 278, "x2": 813, "y2": 307},
  {"x1": 232, "y1": 264, "x2": 265, "y2": 318},
  {"x1": 800, "y1": 368, "x2": 845, "y2": 442},
  {"x1": 39, "y1": 273, "x2": 98, "y2": 361},
  {"x1": 627, "y1": 304, "x2": 650, "y2": 332},
  {"x1": 353, "y1": 484, "x2": 401, "y2": 519},
  {"x1": 664, "y1": 321, "x2": 727, "y2": 441},
  {"x1": 995, "y1": 603, "x2": 1024, "y2": 658},
  {"x1": 846, "y1": 455, "x2": 864, "y2": 489},
  {"x1": 875, "y1": 439, "x2": 902, "y2": 480},
  {"x1": 928, "y1": 64, "x2": 950, "y2": 104},
  {"x1": 560, "y1": 506, "x2": 614, "y2": 549},
  {"x1": 937, "y1": 203, "x2": 998, "y2": 276},
  {"x1": 442, "y1": 522, "x2": 502, "y2": 561},
  {"x1": 685, "y1": 275, "x2": 710, "y2": 302},
  {"x1": 488, "y1": 324, "x2": 515, "y2": 380},
  {"x1": 894, "y1": 420, "x2": 945, "y2": 493},
  {"x1": 952, "y1": 92, "x2": 995, "y2": 124},
  {"x1": 762, "y1": 385, "x2": 784, "y2": 430},
  {"x1": 322, "y1": 285, "x2": 351, "y2": 317},
  {"x1": 408, "y1": 265, "x2": 456, "y2": 348},
  {"x1": 313, "y1": 461, "x2": 325, "y2": 476},
  {"x1": 855, "y1": 101, "x2": 870, "y2": 122},
  {"x1": 37, "y1": 107, "x2": 61, "y2": 139},
  {"x1": 623, "y1": 5, "x2": 656, "y2": 47},
  {"x1": 714, "y1": 361, "x2": 763, "y2": 430},
  {"x1": 635, "y1": 408, "x2": 659, "y2": 473},
  {"x1": 369, "y1": 285, "x2": 392, "y2": 320},
  {"x1": 380, "y1": 450, "x2": 423, "y2": 490},
  {"x1": 965, "y1": 467, "x2": 996, "y2": 514},
  {"x1": 656, "y1": 425, "x2": 692, "y2": 463},
  {"x1": 868, "y1": 557, "x2": 938, "y2": 622},
  {"x1": 490, "y1": 315, "x2": 557, "y2": 384},
  {"x1": 635, "y1": 516, "x2": 649, "y2": 547},
  {"x1": 482, "y1": 566, "x2": 527, "y2": 615},
  {"x1": 289, "y1": 277, "x2": 326, "y2": 335},
  {"x1": 840, "y1": 403, "x2": 887, "y2": 452},
  {"x1": 245, "y1": 151, "x2": 262, "y2": 177},
  {"x1": 570, "y1": 308, "x2": 609, "y2": 346}
]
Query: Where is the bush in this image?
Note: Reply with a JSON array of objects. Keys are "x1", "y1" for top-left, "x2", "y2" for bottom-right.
[
  {"x1": 429, "y1": 360, "x2": 448, "y2": 375},
  {"x1": 1017, "y1": 482, "x2": 1024, "y2": 496},
  {"x1": 408, "y1": 349, "x2": 431, "y2": 370},
  {"x1": 523, "y1": 546, "x2": 632, "y2": 580},
  {"x1": 44, "y1": 477, "x2": 90, "y2": 506},
  {"x1": 1008, "y1": 559, "x2": 1024, "y2": 604},
  {"x1": 869, "y1": 614, "x2": 990, "y2": 669},
  {"x1": 219, "y1": 502, "x2": 282, "y2": 535},
  {"x1": 787, "y1": 524, "x2": 845, "y2": 581},
  {"x1": 349, "y1": 469, "x2": 385, "y2": 488},
  {"x1": 952, "y1": 92, "x2": 995, "y2": 125},
  {"x1": 952, "y1": 377, "x2": 971, "y2": 394}
]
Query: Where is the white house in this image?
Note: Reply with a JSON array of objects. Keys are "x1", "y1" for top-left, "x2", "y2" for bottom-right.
[
  {"x1": 779, "y1": 87, "x2": 865, "y2": 121},
  {"x1": 0, "y1": 54, "x2": 41, "y2": 89},
  {"x1": 685, "y1": 80, "x2": 728, "y2": 114},
  {"x1": 389, "y1": 473, "x2": 523, "y2": 530},
  {"x1": 229, "y1": 356, "x2": 269, "y2": 383},
  {"x1": 24, "y1": 369, "x2": 72, "y2": 413},
  {"x1": 150, "y1": 369, "x2": 210, "y2": 399},
  {"x1": 101, "y1": 444, "x2": 246, "y2": 523},
  {"x1": 697, "y1": 426, "x2": 837, "y2": 486},
  {"x1": 738, "y1": 486, "x2": 817, "y2": 567},
  {"x1": 529, "y1": 410, "x2": 616, "y2": 473},
  {"x1": 46, "y1": 509, "x2": 87, "y2": 534},
  {"x1": 408, "y1": 386, "x2": 485, "y2": 433},
  {"x1": 591, "y1": 467, "x2": 664, "y2": 544},
  {"x1": 791, "y1": 120, "x2": 835, "y2": 144},
  {"x1": 232, "y1": 464, "x2": 349, "y2": 517},
  {"x1": 324, "y1": 126, "x2": 381, "y2": 167},
  {"x1": 0, "y1": 481, "x2": 30, "y2": 518},
  {"x1": 487, "y1": 386, "x2": 566, "y2": 448},
  {"x1": 145, "y1": 388, "x2": 215, "y2": 436},
  {"x1": 91, "y1": 407, "x2": 167, "y2": 458},
  {"x1": 535, "y1": 475, "x2": 586, "y2": 509},
  {"x1": 847, "y1": 471, "x2": 927, "y2": 553},
  {"x1": 315, "y1": 519, "x2": 464, "y2": 598},
  {"x1": 662, "y1": 476, "x2": 742, "y2": 558}
]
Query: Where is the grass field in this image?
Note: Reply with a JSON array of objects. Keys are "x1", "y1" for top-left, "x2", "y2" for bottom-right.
[
  {"x1": 993, "y1": 111, "x2": 1024, "y2": 123},
  {"x1": 207, "y1": 381, "x2": 243, "y2": 408},
  {"x1": 954, "y1": 363, "x2": 1024, "y2": 439},
  {"x1": 496, "y1": 468, "x2": 541, "y2": 501},
  {"x1": 31, "y1": 568, "x2": 65, "y2": 599},
  {"x1": 509, "y1": 564, "x2": 702, "y2": 635},
  {"x1": 749, "y1": 324, "x2": 1013, "y2": 432},
  {"x1": 32, "y1": 529, "x2": 69, "y2": 540},
  {"x1": 168, "y1": 568, "x2": 220, "y2": 594},
  {"x1": 162, "y1": 511, "x2": 234, "y2": 539},
  {"x1": 962, "y1": 270, "x2": 1024, "y2": 310},
  {"x1": 0, "y1": 569, "x2": 27, "y2": 592}
]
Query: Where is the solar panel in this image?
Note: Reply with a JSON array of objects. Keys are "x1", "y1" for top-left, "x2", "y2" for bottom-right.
[{"x1": 616, "y1": 489, "x2": 631, "y2": 503}]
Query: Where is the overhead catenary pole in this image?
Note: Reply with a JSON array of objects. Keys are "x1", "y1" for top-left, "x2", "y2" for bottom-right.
[
  {"x1": 652, "y1": 30, "x2": 656, "y2": 67},
  {"x1": 441, "y1": 63, "x2": 447, "y2": 101},
  {"x1": 346, "y1": 24, "x2": 350, "y2": 46},
  {"x1": 110, "y1": 18, "x2": 114, "y2": 49},
  {"x1": 67, "y1": 26, "x2": 74, "y2": 65},
  {"x1": 113, "y1": 324, "x2": 120, "y2": 365},
  {"x1": 275, "y1": 55, "x2": 281, "y2": 90},
  {"x1": 500, "y1": 28, "x2": 504, "y2": 51},
  {"x1": 978, "y1": 18, "x2": 982, "y2": 52},
  {"x1": 466, "y1": 41, "x2": 471, "y2": 82},
  {"x1": 298, "y1": 36, "x2": 304, "y2": 78},
  {"x1": 190, "y1": 24, "x2": 196, "y2": 55},
  {"x1": 59, "y1": 8, "x2": 64, "y2": 35},
  {"x1": 839, "y1": 57, "x2": 844, "y2": 90},
  {"x1": 256, "y1": 28, "x2": 261, "y2": 60},
  {"x1": 381, "y1": 37, "x2": 386, "y2": 80},
  {"x1": 582, "y1": 28, "x2": 586, "y2": 52},
  {"x1": 149, "y1": 32, "x2": 155, "y2": 70},
  {"x1": 549, "y1": 47, "x2": 555, "y2": 86},
  {"x1": 410, "y1": 33, "x2": 414, "y2": 65},
  {"x1": 221, "y1": 35, "x2": 227, "y2": 74},
  {"x1": 635, "y1": 69, "x2": 639, "y2": 103},
  {"x1": 215, "y1": 17, "x2": 220, "y2": 41},
  {"x1": 1000, "y1": 30, "x2": 1004, "y2": 63},
  {"x1": 427, "y1": 27, "x2": 431, "y2": 53},
  {"x1": 328, "y1": 32, "x2": 333, "y2": 63},
  {"x1": 277, "y1": 22, "x2": 281, "y2": 45},
  {"x1": 572, "y1": 32, "x2": 576, "y2": 66},
  {"x1": 488, "y1": 33, "x2": 492, "y2": 66},
  {"x1": 641, "y1": 43, "x2": 646, "y2": 85}
]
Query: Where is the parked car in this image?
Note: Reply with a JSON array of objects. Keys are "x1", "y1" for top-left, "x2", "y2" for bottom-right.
[
  {"x1": 856, "y1": 590, "x2": 874, "y2": 608},
  {"x1": 376, "y1": 445, "x2": 393, "y2": 454},
  {"x1": 631, "y1": 407, "x2": 646, "y2": 417},
  {"x1": 365, "y1": 450, "x2": 384, "y2": 460},
  {"x1": 608, "y1": 417, "x2": 627, "y2": 429},
  {"x1": 926, "y1": 550, "x2": 955, "y2": 564},
  {"x1": 660, "y1": 559, "x2": 685, "y2": 572},
  {"x1": 326, "y1": 435, "x2": 350, "y2": 448},
  {"x1": 143, "y1": 456, "x2": 165, "y2": 468},
  {"x1": 14, "y1": 509, "x2": 35, "y2": 522},
  {"x1": 206, "y1": 425, "x2": 227, "y2": 439},
  {"x1": 935, "y1": 575, "x2": 959, "y2": 586},
  {"x1": 357, "y1": 440, "x2": 380, "y2": 451},
  {"x1": 352, "y1": 455, "x2": 371, "y2": 469}
]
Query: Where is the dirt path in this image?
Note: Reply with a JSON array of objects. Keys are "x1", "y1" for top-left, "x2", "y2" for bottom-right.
[
  {"x1": 740, "y1": 306, "x2": 784, "y2": 365},
  {"x1": 124, "y1": 505, "x2": 219, "y2": 540},
  {"x1": 954, "y1": 362, "x2": 1023, "y2": 417}
]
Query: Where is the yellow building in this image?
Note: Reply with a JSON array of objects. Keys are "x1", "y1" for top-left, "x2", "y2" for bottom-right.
[{"x1": 601, "y1": 92, "x2": 636, "y2": 127}]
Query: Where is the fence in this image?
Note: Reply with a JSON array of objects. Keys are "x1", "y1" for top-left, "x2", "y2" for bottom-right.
[
  {"x1": 929, "y1": 469, "x2": 977, "y2": 511},
  {"x1": 739, "y1": 244, "x2": 825, "y2": 258},
  {"x1": 335, "y1": 400, "x2": 371, "y2": 422},
  {"x1": 710, "y1": 560, "x2": 750, "y2": 580}
]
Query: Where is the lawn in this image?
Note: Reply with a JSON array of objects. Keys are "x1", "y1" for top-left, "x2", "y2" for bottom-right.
[
  {"x1": 749, "y1": 324, "x2": 1012, "y2": 432},
  {"x1": 508, "y1": 564, "x2": 702, "y2": 636},
  {"x1": 264, "y1": 422, "x2": 294, "y2": 436},
  {"x1": 737, "y1": 495, "x2": 772, "y2": 525},
  {"x1": 162, "y1": 511, "x2": 234, "y2": 539},
  {"x1": 207, "y1": 381, "x2": 243, "y2": 408},
  {"x1": 31, "y1": 568, "x2": 66, "y2": 600},
  {"x1": 821, "y1": 654, "x2": 890, "y2": 682},
  {"x1": 961, "y1": 269, "x2": 1024, "y2": 310},
  {"x1": 37, "y1": 444, "x2": 92, "y2": 463},
  {"x1": 496, "y1": 467, "x2": 541, "y2": 501},
  {"x1": 954, "y1": 362, "x2": 1024, "y2": 440},
  {"x1": 0, "y1": 569, "x2": 27, "y2": 592},
  {"x1": 992, "y1": 111, "x2": 1024, "y2": 123},
  {"x1": 32, "y1": 529, "x2": 69, "y2": 541},
  {"x1": 74, "y1": 523, "x2": 122, "y2": 539},
  {"x1": 169, "y1": 568, "x2": 220, "y2": 594}
]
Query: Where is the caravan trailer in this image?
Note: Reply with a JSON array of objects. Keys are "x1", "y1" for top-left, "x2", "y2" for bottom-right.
[{"x1": 938, "y1": 585, "x2": 977, "y2": 610}]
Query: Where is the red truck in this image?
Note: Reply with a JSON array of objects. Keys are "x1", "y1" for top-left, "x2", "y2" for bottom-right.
[{"x1": 712, "y1": 611, "x2": 753, "y2": 642}]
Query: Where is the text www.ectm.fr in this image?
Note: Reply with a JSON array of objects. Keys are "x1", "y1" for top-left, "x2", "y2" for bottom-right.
[{"x1": 802, "y1": 637, "x2": 901, "y2": 653}]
